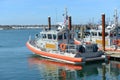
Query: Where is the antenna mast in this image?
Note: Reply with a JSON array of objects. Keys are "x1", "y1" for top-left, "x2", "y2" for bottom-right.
[
  {"x1": 114, "y1": 9, "x2": 118, "y2": 26},
  {"x1": 64, "y1": 8, "x2": 68, "y2": 25}
]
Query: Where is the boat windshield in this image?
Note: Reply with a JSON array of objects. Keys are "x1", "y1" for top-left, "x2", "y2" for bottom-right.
[
  {"x1": 98, "y1": 32, "x2": 108, "y2": 37},
  {"x1": 85, "y1": 32, "x2": 90, "y2": 36},
  {"x1": 48, "y1": 34, "x2": 52, "y2": 39},
  {"x1": 53, "y1": 34, "x2": 57, "y2": 40},
  {"x1": 40, "y1": 33, "x2": 57, "y2": 40},
  {"x1": 84, "y1": 31, "x2": 109, "y2": 37},
  {"x1": 58, "y1": 34, "x2": 63, "y2": 40},
  {"x1": 91, "y1": 32, "x2": 97, "y2": 36}
]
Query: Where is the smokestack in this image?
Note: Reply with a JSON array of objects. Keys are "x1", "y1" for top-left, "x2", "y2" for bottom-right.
[
  {"x1": 48, "y1": 16, "x2": 51, "y2": 30},
  {"x1": 68, "y1": 16, "x2": 72, "y2": 30},
  {"x1": 102, "y1": 14, "x2": 105, "y2": 51}
]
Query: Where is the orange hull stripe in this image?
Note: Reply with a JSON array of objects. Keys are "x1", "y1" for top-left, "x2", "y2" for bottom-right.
[
  {"x1": 74, "y1": 40, "x2": 81, "y2": 45},
  {"x1": 26, "y1": 42, "x2": 82, "y2": 62}
]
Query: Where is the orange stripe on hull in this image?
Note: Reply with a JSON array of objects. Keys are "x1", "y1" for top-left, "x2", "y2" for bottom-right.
[
  {"x1": 26, "y1": 42, "x2": 83, "y2": 63},
  {"x1": 74, "y1": 39, "x2": 81, "y2": 45}
]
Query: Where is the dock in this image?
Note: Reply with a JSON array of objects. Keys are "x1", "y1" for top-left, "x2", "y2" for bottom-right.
[
  {"x1": 105, "y1": 51, "x2": 120, "y2": 61},
  {"x1": 100, "y1": 13, "x2": 120, "y2": 61}
]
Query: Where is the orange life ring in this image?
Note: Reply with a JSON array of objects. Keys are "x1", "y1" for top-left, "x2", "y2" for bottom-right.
[{"x1": 60, "y1": 43, "x2": 66, "y2": 51}]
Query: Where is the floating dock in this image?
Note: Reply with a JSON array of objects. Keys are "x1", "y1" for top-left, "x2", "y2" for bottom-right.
[{"x1": 105, "y1": 51, "x2": 120, "y2": 61}]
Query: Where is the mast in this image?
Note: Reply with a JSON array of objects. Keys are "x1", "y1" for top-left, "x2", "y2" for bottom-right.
[
  {"x1": 63, "y1": 8, "x2": 68, "y2": 26},
  {"x1": 114, "y1": 9, "x2": 118, "y2": 26},
  {"x1": 114, "y1": 9, "x2": 119, "y2": 46}
]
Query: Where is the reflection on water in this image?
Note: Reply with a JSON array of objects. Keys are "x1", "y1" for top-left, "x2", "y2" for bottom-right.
[
  {"x1": 28, "y1": 56, "x2": 82, "y2": 80},
  {"x1": 105, "y1": 61, "x2": 120, "y2": 80},
  {"x1": 28, "y1": 55, "x2": 120, "y2": 80}
]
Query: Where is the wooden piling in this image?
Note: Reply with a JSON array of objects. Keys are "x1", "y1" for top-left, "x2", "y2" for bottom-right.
[
  {"x1": 102, "y1": 63, "x2": 106, "y2": 80},
  {"x1": 48, "y1": 16, "x2": 51, "y2": 30},
  {"x1": 68, "y1": 16, "x2": 72, "y2": 30},
  {"x1": 102, "y1": 14, "x2": 105, "y2": 51}
]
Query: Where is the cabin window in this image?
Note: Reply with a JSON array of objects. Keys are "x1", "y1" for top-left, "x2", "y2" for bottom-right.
[
  {"x1": 43, "y1": 34, "x2": 46, "y2": 38},
  {"x1": 105, "y1": 32, "x2": 108, "y2": 36},
  {"x1": 53, "y1": 34, "x2": 56, "y2": 40},
  {"x1": 41, "y1": 34, "x2": 46, "y2": 39},
  {"x1": 98, "y1": 32, "x2": 102, "y2": 36},
  {"x1": 35, "y1": 34, "x2": 39, "y2": 38},
  {"x1": 58, "y1": 34, "x2": 63, "y2": 40},
  {"x1": 64, "y1": 33, "x2": 67, "y2": 39},
  {"x1": 48, "y1": 34, "x2": 52, "y2": 39},
  {"x1": 85, "y1": 32, "x2": 90, "y2": 36},
  {"x1": 98, "y1": 32, "x2": 108, "y2": 37},
  {"x1": 91, "y1": 32, "x2": 97, "y2": 36}
]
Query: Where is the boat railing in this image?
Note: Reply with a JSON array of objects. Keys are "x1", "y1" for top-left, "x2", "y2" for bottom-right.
[
  {"x1": 29, "y1": 40, "x2": 43, "y2": 49},
  {"x1": 65, "y1": 44, "x2": 77, "y2": 54}
]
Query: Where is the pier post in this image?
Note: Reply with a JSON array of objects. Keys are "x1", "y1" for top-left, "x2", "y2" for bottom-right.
[
  {"x1": 67, "y1": 16, "x2": 72, "y2": 45},
  {"x1": 48, "y1": 16, "x2": 51, "y2": 30},
  {"x1": 102, "y1": 63, "x2": 106, "y2": 80},
  {"x1": 102, "y1": 14, "x2": 105, "y2": 51},
  {"x1": 68, "y1": 16, "x2": 72, "y2": 30}
]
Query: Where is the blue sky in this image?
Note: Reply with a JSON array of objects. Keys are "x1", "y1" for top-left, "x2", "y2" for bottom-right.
[{"x1": 0, "y1": 0, "x2": 120, "y2": 25}]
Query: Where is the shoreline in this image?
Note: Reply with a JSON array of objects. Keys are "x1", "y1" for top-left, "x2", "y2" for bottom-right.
[{"x1": 0, "y1": 24, "x2": 97, "y2": 30}]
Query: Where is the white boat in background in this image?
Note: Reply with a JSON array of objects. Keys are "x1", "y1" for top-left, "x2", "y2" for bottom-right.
[{"x1": 76, "y1": 9, "x2": 120, "y2": 52}]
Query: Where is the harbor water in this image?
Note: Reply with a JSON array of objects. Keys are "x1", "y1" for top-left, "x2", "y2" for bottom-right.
[{"x1": 0, "y1": 29, "x2": 120, "y2": 80}]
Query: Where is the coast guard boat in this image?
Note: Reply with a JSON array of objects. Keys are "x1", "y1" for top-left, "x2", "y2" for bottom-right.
[{"x1": 26, "y1": 10, "x2": 107, "y2": 65}]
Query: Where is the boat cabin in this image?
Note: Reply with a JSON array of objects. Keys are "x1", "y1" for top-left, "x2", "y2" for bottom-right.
[
  {"x1": 82, "y1": 26, "x2": 120, "y2": 47},
  {"x1": 35, "y1": 26, "x2": 75, "y2": 52}
]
